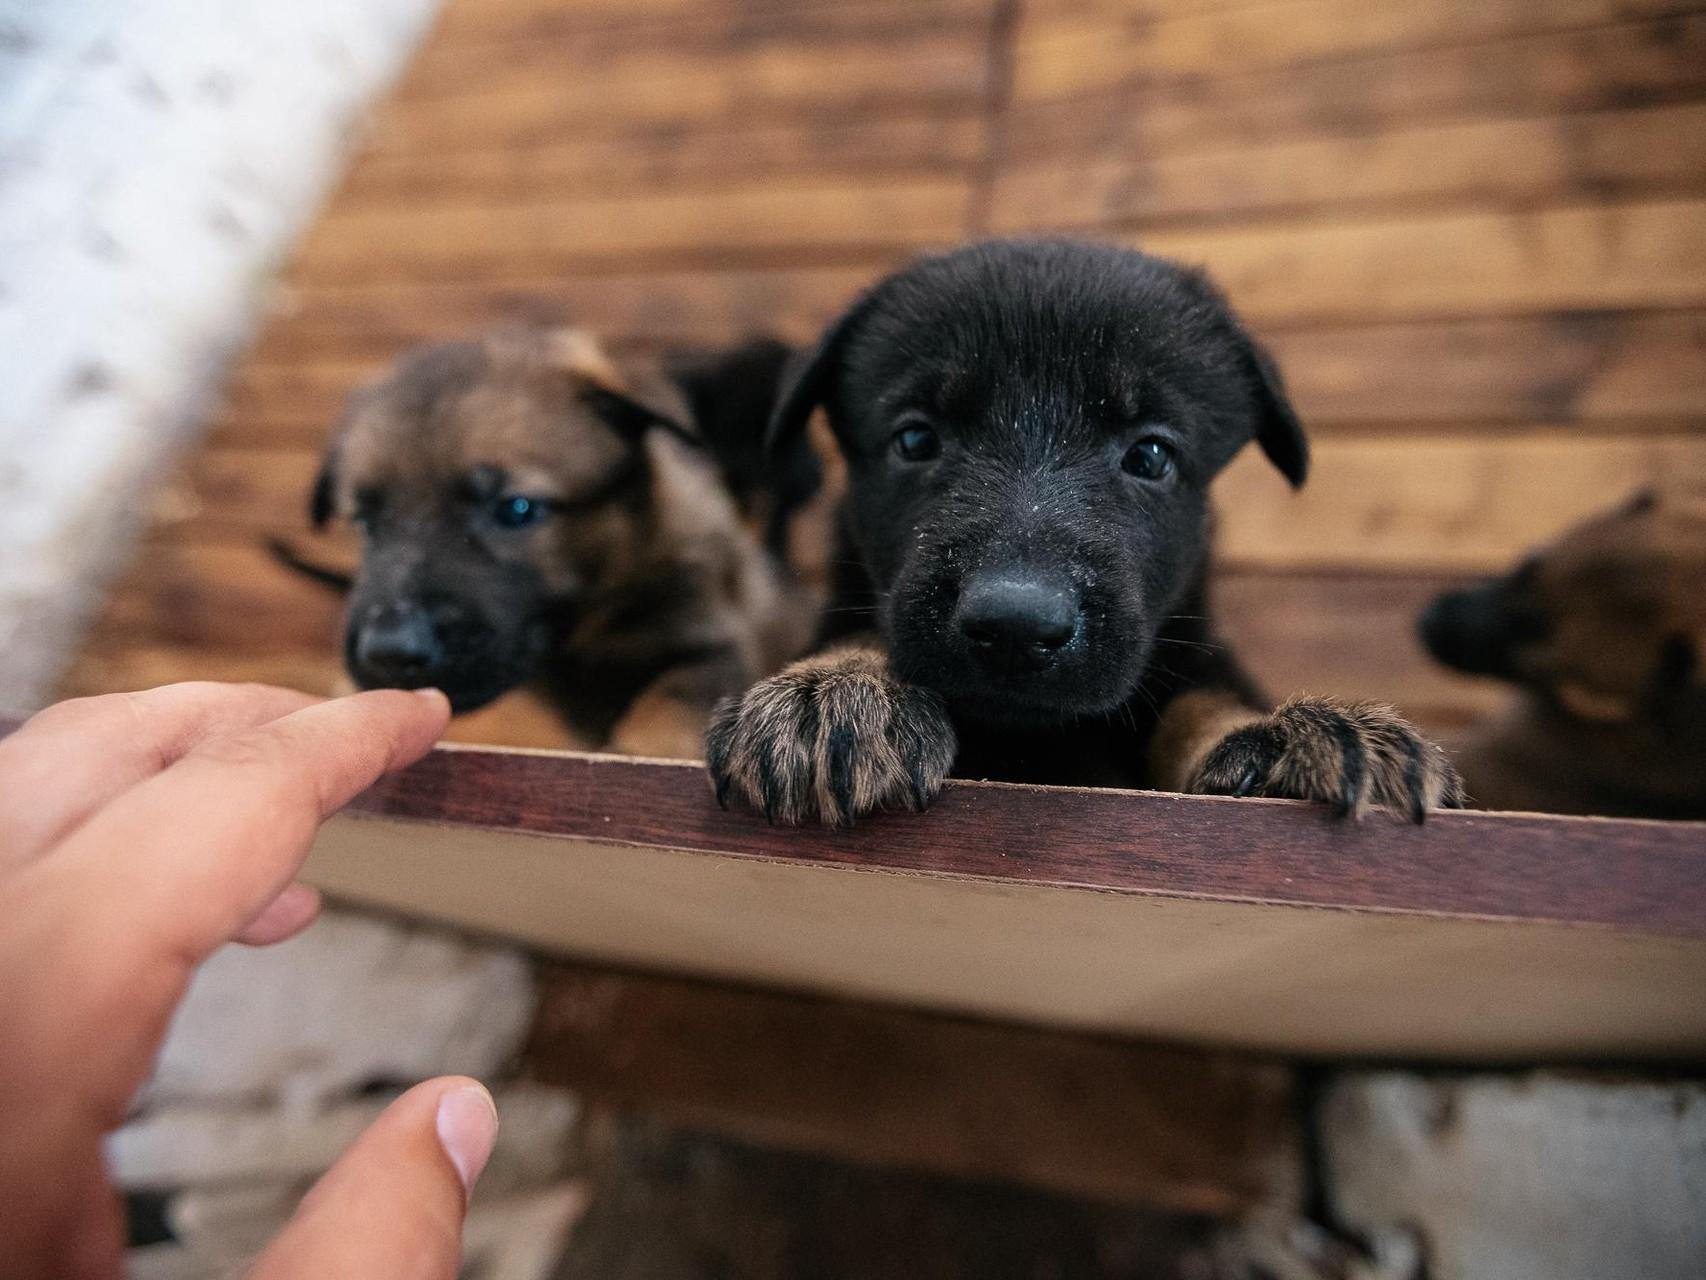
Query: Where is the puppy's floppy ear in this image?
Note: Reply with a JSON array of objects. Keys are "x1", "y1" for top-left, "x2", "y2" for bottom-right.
[
  {"x1": 309, "y1": 454, "x2": 337, "y2": 529},
  {"x1": 543, "y1": 326, "x2": 699, "y2": 447},
  {"x1": 766, "y1": 292, "x2": 875, "y2": 454},
  {"x1": 309, "y1": 399, "x2": 360, "y2": 529},
  {"x1": 1241, "y1": 331, "x2": 1309, "y2": 489},
  {"x1": 1176, "y1": 265, "x2": 1309, "y2": 488}
]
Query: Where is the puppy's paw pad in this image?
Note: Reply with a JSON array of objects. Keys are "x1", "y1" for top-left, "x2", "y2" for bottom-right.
[
  {"x1": 705, "y1": 651, "x2": 957, "y2": 826},
  {"x1": 1192, "y1": 697, "x2": 1463, "y2": 822}
]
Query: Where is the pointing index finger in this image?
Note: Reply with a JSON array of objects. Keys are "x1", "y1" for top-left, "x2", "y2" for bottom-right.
[{"x1": 42, "y1": 687, "x2": 450, "y2": 969}]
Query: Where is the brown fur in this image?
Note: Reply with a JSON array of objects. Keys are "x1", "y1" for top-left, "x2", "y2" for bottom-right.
[
  {"x1": 706, "y1": 645, "x2": 957, "y2": 827},
  {"x1": 1422, "y1": 487, "x2": 1706, "y2": 818},
  {"x1": 315, "y1": 325, "x2": 814, "y2": 758},
  {"x1": 1159, "y1": 692, "x2": 1464, "y2": 821}
]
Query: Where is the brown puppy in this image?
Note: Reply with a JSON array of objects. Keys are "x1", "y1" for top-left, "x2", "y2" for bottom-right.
[
  {"x1": 309, "y1": 325, "x2": 814, "y2": 759},
  {"x1": 1420, "y1": 487, "x2": 1706, "y2": 819}
]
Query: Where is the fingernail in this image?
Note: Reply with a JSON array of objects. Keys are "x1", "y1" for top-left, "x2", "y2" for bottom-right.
[
  {"x1": 413, "y1": 687, "x2": 451, "y2": 712},
  {"x1": 436, "y1": 1084, "x2": 498, "y2": 1195}
]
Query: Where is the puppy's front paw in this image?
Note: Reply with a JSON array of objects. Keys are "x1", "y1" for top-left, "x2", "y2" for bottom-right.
[
  {"x1": 705, "y1": 649, "x2": 957, "y2": 826},
  {"x1": 1191, "y1": 697, "x2": 1463, "y2": 823}
]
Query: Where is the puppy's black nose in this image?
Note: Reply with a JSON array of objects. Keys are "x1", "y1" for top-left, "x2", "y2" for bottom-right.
[
  {"x1": 956, "y1": 575, "x2": 1080, "y2": 670},
  {"x1": 354, "y1": 603, "x2": 442, "y2": 683}
]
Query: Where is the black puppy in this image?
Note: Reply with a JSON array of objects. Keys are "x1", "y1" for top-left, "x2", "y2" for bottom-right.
[{"x1": 707, "y1": 240, "x2": 1462, "y2": 824}]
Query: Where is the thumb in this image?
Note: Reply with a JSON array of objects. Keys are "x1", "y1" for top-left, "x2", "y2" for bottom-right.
[{"x1": 249, "y1": 1078, "x2": 497, "y2": 1279}]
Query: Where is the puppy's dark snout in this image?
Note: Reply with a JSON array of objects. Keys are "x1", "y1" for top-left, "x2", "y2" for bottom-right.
[
  {"x1": 956, "y1": 574, "x2": 1081, "y2": 671},
  {"x1": 354, "y1": 602, "x2": 443, "y2": 682},
  {"x1": 1418, "y1": 584, "x2": 1545, "y2": 679}
]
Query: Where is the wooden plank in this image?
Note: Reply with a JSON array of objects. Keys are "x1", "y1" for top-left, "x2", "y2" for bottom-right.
[
  {"x1": 298, "y1": 747, "x2": 1706, "y2": 1061},
  {"x1": 241, "y1": 264, "x2": 878, "y2": 371},
  {"x1": 368, "y1": 15, "x2": 988, "y2": 153},
  {"x1": 1213, "y1": 431, "x2": 1706, "y2": 571},
  {"x1": 337, "y1": 113, "x2": 985, "y2": 206},
  {"x1": 524, "y1": 960, "x2": 1299, "y2": 1213},
  {"x1": 218, "y1": 309, "x2": 1706, "y2": 446},
  {"x1": 1002, "y1": 16, "x2": 1706, "y2": 162},
  {"x1": 990, "y1": 102, "x2": 1706, "y2": 230},
  {"x1": 290, "y1": 177, "x2": 970, "y2": 283},
  {"x1": 270, "y1": 195, "x2": 1706, "y2": 317},
  {"x1": 278, "y1": 196, "x2": 1706, "y2": 313},
  {"x1": 429, "y1": 0, "x2": 993, "y2": 47},
  {"x1": 1009, "y1": 0, "x2": 1700, "y2": 103},
  {"x1": 1133, "y1": 200, "x2": 1706, "y2": 324},
  {"x1": 1263, "y1": 311, "x2": 1706, "y2": 427}
]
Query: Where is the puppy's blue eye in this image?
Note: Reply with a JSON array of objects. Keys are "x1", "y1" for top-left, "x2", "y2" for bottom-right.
[
  {"x1": 893, "y1": 423, "x2": 941, "y2": 463},
  {"x1": 1121, "y1": 439, "x2": 1175, "y2": 482},
  {"x1": 492, "y1": 495, "x2": 548, "y2": 528}
]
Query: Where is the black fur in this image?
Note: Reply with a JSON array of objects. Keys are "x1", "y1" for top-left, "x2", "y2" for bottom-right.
[{"x1": 769, "y1": 239, "x2": 1296, "y2": 784}]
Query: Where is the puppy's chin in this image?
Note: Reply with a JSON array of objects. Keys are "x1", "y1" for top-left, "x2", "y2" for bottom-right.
[
  {"x1": 345, "y1": 629, "x2": 550, "y2": 716},
  {"x1": 888, "y1": 632, "x2": 1150, "y2": 728}
]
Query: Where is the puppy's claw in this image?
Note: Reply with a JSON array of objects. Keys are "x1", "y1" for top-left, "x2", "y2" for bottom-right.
[
  {"x1": 702, "y1": 650, "x2": 957, "y2": 826},
  {"x1": 1191, "y1": 697, "x2": 1460, "y2": 823}
]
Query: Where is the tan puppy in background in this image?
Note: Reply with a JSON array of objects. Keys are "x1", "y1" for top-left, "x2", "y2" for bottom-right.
[
  {"x1": 1419, "y1": 487, "x2": 1706, "y2": 819},
  {"x1": 302, "y1": 324, "x2": 814, "y2": 759}
]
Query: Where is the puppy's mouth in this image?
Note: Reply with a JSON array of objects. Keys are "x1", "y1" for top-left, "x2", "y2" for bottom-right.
[
  {"x1": 345, "y1": 612, "x2": 557, "y2": 715},
  {"x1": 885, "y1": 578, "x2": 1149, "y2": 725}
]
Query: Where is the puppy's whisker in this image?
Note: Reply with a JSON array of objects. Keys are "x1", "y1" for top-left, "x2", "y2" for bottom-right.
[{"x1": 1152, "y1": 637, "x2": 1223, "y2": 653}]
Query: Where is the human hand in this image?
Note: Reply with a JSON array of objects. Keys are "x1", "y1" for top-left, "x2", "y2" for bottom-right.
[{"x1": 0, "y1": 682, "x2": 494, "y2": 1279}]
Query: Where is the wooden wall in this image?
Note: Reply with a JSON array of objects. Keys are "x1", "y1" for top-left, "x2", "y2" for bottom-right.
[{"x1": 63, "y1": 0, "x2": 1706, "y2": 746}]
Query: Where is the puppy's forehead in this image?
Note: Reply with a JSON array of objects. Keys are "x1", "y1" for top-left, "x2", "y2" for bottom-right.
[
  {"x1": 852, "y1": 243, "x2": 1229, "y2": 417},
  {"x1": 336, "y1": 342, "x2": 626, "y2": 487}
]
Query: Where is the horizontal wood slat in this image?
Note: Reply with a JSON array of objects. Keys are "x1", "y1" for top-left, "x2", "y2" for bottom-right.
[
  {"x1": 990, "y1": 102, "x2": 1706, "y2": 230},
  {"x1": 369, "y1": 10, "x2": 990, "y2": 152},
  {"x1": 1214, "y1": 431, "x2": 1706, "y2": 570},
  {"x1": 244, "y1": 264, "x2": 882, "y2": 368},
  {"x1": 1133, "y1": 200, "x2": 1706, "y2": 324},
  {"x1": 293, "y1": 178, "x2": 971, "y2": 283},
  {"x1": 338, "y1": 114, "x2": 986, "y2": 205},
  {"x1": 285, "y1": 195, "x2": 1706, "y2": 320},
  {"x1": 1009, "y1": 0, "x2": 1700, "y2": 103},
  {"x1": 1002, "y1": 17, "x2": 1706, "y2": 162}
]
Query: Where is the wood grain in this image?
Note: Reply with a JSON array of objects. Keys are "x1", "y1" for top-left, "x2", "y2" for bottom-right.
[
  {"x1": 1132, "y1": 200, "x2": 1706, "y2": 324},
  {"x1": 370, "y1": 8, "x2": 990, "y2": 152},
  {"x1": 337, "y1": 747, "x2": 1706, "y2": 938},
  {"x1": 1211, "y1": 431, "x2": 1706, "y2": 571},
  {"x1": 293, "y1": 178, "x2": 970, "y2": 283},
  {"x1": 1009, "y1": 0, "x2": 1700, "y2": 103},
  {"x1": 338, "y1": 114, "x2": 985, "y2": 205},
  {"x1": 991, "y1": 102, "x2": 1706, "y2": 230},
  {"x1": 1002, "y1": 16, "x2": 1706, "y2": 161},
  {"x1": 242, "y1": 263, "x2": 880, "y2": 370}
]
